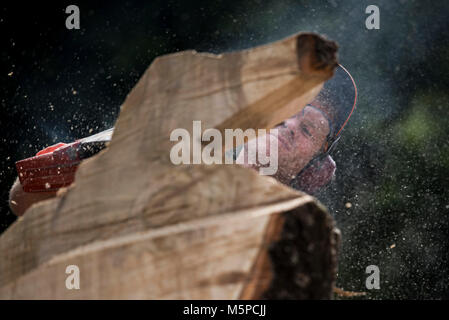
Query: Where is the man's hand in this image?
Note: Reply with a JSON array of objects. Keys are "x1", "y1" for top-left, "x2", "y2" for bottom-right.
[{"x1": 9, "y1": 177, "x2": 58, "y2": 217}]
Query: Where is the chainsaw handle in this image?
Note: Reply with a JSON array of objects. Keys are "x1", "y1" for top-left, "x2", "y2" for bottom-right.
[{"x1": 35, "y1": 142, "x2": 68, "y2": 156}]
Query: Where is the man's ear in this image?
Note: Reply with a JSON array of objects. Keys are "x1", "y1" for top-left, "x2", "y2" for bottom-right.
[{"x1": 290, "y1": 155, "x2": 336, "y2": 194}]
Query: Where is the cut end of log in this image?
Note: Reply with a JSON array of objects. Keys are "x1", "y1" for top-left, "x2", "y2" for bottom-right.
[
  {"x1": 296, "y1": 33, "x2": 338, "y2": 78},
  {"x1": 240, "y1": 200, "x2": 340, "y2": 300}
]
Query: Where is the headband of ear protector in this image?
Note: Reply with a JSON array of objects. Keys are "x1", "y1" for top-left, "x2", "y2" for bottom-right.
[{"x1": 309, "y1": 64, "x2": 358, "y2": 157}]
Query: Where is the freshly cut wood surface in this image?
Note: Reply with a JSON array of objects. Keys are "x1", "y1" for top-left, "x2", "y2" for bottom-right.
[{"x1": 0, "y1": 32, "x2": 338, "y2": 299}]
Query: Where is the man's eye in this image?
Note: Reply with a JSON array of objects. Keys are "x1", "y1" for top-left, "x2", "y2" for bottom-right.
[{"x1": 301, "y1": 124, "x2": 312, "y2": 137}]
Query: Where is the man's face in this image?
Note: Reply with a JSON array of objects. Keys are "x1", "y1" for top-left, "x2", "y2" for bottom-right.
[
  {"x1": 274, "y1": 105, "x2": 330, "y2": 183},
  {"x1": 237, "y1": 105, "x2": 330, "y2": 184}
]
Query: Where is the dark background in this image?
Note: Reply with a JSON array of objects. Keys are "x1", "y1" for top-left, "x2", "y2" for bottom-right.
[{"x1": 1, "y1": 0, "x2": 449, "y2": 299}]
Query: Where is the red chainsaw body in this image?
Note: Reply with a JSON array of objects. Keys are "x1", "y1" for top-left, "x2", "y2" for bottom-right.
[{"x1": 15, "y1": 142, "x2": 82, "y2": 192}]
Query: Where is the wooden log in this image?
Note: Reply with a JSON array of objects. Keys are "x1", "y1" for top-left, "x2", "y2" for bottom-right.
[{"x1": 0, "y1": 32, "x2": 339, "y2": 299}]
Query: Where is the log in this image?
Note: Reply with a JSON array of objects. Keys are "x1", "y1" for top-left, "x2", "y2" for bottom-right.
[{"x1": 0, "y1": 32, "x2": 340, "y2": 299}]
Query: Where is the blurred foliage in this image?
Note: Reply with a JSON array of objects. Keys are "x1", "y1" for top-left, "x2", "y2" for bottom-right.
[{"x1": 1, "y1": 0, "x2": 449, "y2": 299}]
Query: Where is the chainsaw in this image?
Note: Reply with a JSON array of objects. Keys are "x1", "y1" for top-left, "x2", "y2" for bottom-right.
[{"x1": 15, "y1": 128, "x2": 114, "y2": 192}]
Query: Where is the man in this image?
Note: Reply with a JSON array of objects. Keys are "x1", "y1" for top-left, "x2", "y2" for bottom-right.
[
  {"x1": 9, "y1": 65, "x2": 357, "y2": 216},
  {"x1": 236, "y1": 64, "x2": 357, "y2": 193}
]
